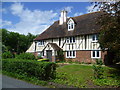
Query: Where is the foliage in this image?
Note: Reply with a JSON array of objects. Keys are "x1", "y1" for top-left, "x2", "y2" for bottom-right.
[
  {"x1": 37, "y1": 58, "x2": 49, "y2": 62},
  {"x1": 92, "y1": 64, "x2": 104, "y2": 79},
  {"x1": 15, "y1": 53, "x2": 36, "y2": 60},
  {"x1": 93, "y1": 78, "x2": 120, "y2": 86},
  {"x1": 92, "y1": 2, "x2": 120, "y2": 64},
  {"x1": 2, "y1": 59, "x2": 56, "y2": 80},
  {"x1": 37, "y1": 55, "x2": 43, "y2": 59},
  {"x1": 2, "y1": 51, "x2": 13, "y2": 59},
  {"x1": 93, "y1": 68, "x2": 120, "y2": 87},
  {"x1": 1, "y1": 29, "x2": 37, "y2": 54},
  {"x1": 57, "y1": 50, "x2": 65, "y2": 62},
  {"x1": 96, "y1": 59, "x2": 103, "y2": 65}
]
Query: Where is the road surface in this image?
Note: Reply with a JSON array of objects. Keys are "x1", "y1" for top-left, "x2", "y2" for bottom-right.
[{"x1": 2, "y1": 75, "x2": 45, "y2": 88}]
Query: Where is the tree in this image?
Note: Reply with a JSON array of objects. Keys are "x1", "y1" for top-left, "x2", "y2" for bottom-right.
[
  {"x1": 1, "y1": 29, "x2": 36, "y2": 54},
  {"x1": 93, "y1": 2, "x2": 120, "y2": 64}
]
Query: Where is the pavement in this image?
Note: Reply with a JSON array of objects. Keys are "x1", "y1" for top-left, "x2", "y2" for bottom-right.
[{"x1": 2, "y1": 75, "x2": 45, "y2": 88}]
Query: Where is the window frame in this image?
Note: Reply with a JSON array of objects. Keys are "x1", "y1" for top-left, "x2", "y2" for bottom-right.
[
  {"x1": 66, "y1": 37, "x2": 76, "y2": 43},
  {"x1": 91, "y1": 50, "x2": 101, "y2": 59},
  {"x1": 67, "y1": 18, "x2": 75, "y2": 31},
  {"x1": 66, "y1": 50, "x2": 76, "y2": 58},
  {"x1": 38, "y1": 40, "x2": 44, "y2": 46},
  {"x1": 92, "y1": 34, "x2": 98, "y2": 42}
]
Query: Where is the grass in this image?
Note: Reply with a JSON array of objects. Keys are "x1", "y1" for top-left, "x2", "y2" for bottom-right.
[
  {"x1": 51, "y1": 64, "x2": 120, "y2": 88},
  {"x1": 50, "y1": 64, "x2": 93, "y2": 88}
]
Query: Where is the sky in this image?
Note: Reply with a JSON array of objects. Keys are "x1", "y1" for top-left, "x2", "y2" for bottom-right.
[{"x1": 1, "y1": 2, "x2": 98, "y2": 35}]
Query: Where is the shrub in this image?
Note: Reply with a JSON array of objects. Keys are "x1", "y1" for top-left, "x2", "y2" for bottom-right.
[
  {"x1": 57, "y1": 50, "x2": 65, "y2": 62},
  {"x1": 2, "y1": 59, "x2": 56, "y2": 80},
  {"x1": 92, "y1": 64, "x2": 104, "y2": 79},
  {"x1": 96, "y1": 59, "x2": 103, "y2": 65},
  {"x1": 37, "y1": 55, "x2": 43, "y2": 59},
  {"x1": 15, "y1": 53, "x2": 36, "y2": 60},
  {"x1": 2, "y1": 51, "x2": 13, "y2": 59}
]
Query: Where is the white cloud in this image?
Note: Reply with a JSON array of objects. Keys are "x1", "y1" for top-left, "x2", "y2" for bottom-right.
[
  {"x1": 6, "y1": 3, "x2": 58, "y2": 35},
  {"x1": 0, "y1": 8, "x2": 7, "y2": 13},
  {"x1": 86, "y1": 4, "x2": 100, "y2": 13},
  {"x1": 0, "y1": 19, "x2": 12, "y2": 28},
  {"x1": 11, "y1": 2, "x2": 24, "y2": 15},
  {"x1": 74, "y1": 12, "x2": 84, "y2": 16},
  {"x1": 64, "y1": 6, "x2": 73, "y2": 13}
]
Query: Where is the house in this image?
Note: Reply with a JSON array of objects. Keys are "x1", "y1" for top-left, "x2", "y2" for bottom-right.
[{"x1": 26, "y1": 10, "x2": 107, "y2": 63}]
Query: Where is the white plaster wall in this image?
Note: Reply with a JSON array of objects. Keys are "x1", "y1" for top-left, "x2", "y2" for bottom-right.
[
  {"x1": 26, "y1": 42, "x2": 35, "y2": 52},
  {"x1": 27, "y1": 34, "x2": 101, "y2": 53}
]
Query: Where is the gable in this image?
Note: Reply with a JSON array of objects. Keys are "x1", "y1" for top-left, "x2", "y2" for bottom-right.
[{"x1": 67, "y1": 18, "x2": 75, "y2": 24}]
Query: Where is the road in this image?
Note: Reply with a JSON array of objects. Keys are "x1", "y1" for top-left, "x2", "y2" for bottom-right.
[{"x1": 2, "y1": 75, "x2": 45, "y2": 88}]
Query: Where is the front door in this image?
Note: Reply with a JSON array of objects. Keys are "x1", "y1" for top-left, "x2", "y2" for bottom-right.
[{"x1": 46, "y1": 50, "x2": 52, "y2": 61}]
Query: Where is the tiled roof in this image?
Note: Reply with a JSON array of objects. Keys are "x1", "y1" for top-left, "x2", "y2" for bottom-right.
[{"x1": 34, "y1": 11, "x2": 103, "y2": 41}]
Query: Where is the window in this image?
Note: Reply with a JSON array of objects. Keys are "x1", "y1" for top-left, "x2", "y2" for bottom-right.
[
  {"x1": 92, "y1": 35, "x2": 98, "y2": 42},
  {"x1": 66, "y1": 51, "x2": 76, "y2": 58},
  {"x1": 67, "y1": 51, "x2": 69, "y2": 57},
  {"x1": 38, "y1": 40, "x2": 44, "y2": 46},
  {"x1": 68, "y1": 23, "x2": 74, "y2": 30},
  {"x1": 67, "y1": 18, "x2": 75, "y2": 31},
  {"x1": 91, "y1": 50, "x2": 101, "y2": 58},
  {"x1": 66, "y1": 37, "x2": 76, "y2": 43}
]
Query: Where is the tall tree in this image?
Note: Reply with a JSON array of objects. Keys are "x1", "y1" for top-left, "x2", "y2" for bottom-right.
[
  {"x1": 1, "y1": 29, "x2": 36, "y2": 54},
  {"x1": 93, "y1": 2, "x2": 120, "y2": 64}
]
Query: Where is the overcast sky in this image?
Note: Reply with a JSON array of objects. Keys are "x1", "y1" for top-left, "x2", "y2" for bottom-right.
[{"x1": 1, "y1": 2, "x2": 98, "y2": 35}]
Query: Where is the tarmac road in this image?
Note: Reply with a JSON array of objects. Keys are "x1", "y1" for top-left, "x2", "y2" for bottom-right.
[{"x1": 2, "y1": 75, "x2": 45, "y2": 88}]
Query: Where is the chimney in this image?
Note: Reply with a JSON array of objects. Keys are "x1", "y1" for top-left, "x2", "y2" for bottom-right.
[{"x1": 59, "y1": 10, "x2": 67, "y2": 25}]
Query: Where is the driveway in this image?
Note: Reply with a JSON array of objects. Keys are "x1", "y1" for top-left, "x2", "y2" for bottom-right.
[{"x1": 2, "y1": 75, "x2": 45, "y2": 88}]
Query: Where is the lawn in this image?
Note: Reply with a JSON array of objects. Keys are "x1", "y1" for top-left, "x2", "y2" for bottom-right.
[{"x1": 51, "y1": 64, "x2": 120, "y2": 88}]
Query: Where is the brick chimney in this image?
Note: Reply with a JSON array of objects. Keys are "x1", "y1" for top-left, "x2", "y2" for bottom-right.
[{"x1": 59, "y1": 10, "x2": 67, "y2": 25}]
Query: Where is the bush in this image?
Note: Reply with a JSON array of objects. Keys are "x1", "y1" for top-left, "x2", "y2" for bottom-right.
[
  {"x1": 57, "y1": 50, "x2": 65, "y2": 62},
  {"x1": 2, "y1": 59, "x2": 56, "y2": 80},
  {"x1": 96, "y1": 59, "x2": 103, "y2": 65},
  {"x1": 37, "y1": 55, "x2": 43, "y2": 59},
  {"x1": 2, "y1": 51, "x2": 13, "y2": 59},
  {"x1": 92, "y1": 64, "x2": 104, "y2": 79},
  {"x1": 15, "y1": 53, "x2": 36, "y2": 60}
]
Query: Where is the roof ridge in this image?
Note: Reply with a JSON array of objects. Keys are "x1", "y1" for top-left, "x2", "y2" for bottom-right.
[{"x1": 72, "y1": 11, "x2": 102, "y2": 18}]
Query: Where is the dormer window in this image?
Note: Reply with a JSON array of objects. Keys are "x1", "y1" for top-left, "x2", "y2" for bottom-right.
[{"x1": 67, "y1": 18, "x2": 75, "y2": 31}]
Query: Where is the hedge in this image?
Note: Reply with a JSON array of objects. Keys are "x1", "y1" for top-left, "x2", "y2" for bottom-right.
[
  {"x1": 2, "y1": 59, "x2": 56, "y2": 80},
  {"x1": 15, "y1": 53, "x2": 36, "y2": 60},
  {"x1": 2, "y1": 51, "x2": 13, "y2": 59}
]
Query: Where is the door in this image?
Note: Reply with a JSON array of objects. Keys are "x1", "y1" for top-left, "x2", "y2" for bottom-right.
[{"x1": 46, "y1": 50, "x2": 52, "y2": 61}]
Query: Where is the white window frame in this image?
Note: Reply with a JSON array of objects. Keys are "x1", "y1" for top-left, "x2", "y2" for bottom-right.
[
  {"x1": 38, "y1": 40, "x2": 44, "y2": 46},
  {"x1": 92, "y1": 34, "x2": 98, "y2": 42},
  {"x1": 66, "y1": 37, "x2": 76, "y2": 43},
  {"x1": 67, "y1": 18, "x2": 75, "y2": 31},
  {"x1": 66, "y1": 50, "x2": 76, "y2": 58},
  {"x1": 91, "y1": 50, "x2": 101, "y2": 59}
]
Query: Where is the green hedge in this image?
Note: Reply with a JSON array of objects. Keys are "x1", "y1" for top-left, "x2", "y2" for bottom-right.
[
  {"x1": 15, "y1": 53, "x2": 36, "y2": 60},
  {"x1": 2, "y1": 59, "x2": 56, "y2": 80},
  {"x1": 2, "y1": 51, "x2": 13, "y2": 59}
]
